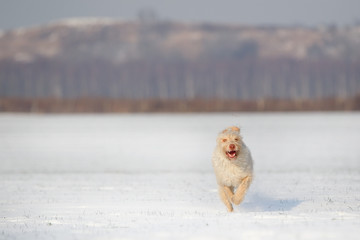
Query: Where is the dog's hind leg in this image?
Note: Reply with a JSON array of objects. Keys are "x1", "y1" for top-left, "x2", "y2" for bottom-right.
[
  {"x1": 218, "y1": 186, "x2": 233, "y2": 212},
  {"x1": 231, "y1": 175, "x2": 252, "y2": 205}
]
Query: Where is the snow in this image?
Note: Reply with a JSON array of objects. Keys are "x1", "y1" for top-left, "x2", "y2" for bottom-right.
[
  {"x1": 0, "y1": 113, "x2": 359, "y2": 239},
  {"x1": 50, "y1": 18, "x2": 121, "y2": 28}
]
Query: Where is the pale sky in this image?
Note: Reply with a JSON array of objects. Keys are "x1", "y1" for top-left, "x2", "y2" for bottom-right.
[{"x1": 0, "y1": 0, "x2": 359, "y2": 30}]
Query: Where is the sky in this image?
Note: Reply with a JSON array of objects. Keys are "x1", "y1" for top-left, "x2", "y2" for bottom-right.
[{"x1": 0, "y1": 0, "x2": 359, "y2": 30}]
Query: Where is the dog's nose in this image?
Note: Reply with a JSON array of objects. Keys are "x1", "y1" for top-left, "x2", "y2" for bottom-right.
[{"x1": 229, "y1": 144, "x2": 235, "y2": 150}]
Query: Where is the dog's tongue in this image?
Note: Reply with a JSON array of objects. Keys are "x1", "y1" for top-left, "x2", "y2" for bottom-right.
[{"x1": 227, "y1": 151, "x2": 237, "y2": 158}]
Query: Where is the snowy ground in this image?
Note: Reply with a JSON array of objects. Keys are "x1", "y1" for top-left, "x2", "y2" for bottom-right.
[{"x1": 0, "y1": 113, "x2": 359, "y2": 239}]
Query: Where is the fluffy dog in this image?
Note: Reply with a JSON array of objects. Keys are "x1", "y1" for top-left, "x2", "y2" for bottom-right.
[{"x1": 212, "y1": 126, "x2": 253, "y2": 212}]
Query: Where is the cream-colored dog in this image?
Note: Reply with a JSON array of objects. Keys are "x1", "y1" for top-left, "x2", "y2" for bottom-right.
[{"x1": 212, "y1": 126, "x2": 253, "y2": 212}]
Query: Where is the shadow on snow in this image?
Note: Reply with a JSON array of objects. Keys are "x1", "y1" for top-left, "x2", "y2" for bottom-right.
[{"x1": 240, "y1": 192, "x2": 302, "y2": 212}]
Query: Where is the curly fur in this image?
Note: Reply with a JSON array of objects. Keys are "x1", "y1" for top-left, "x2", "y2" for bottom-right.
[{"x1": 212, "y1": 126, "x2": 253, "y2": 212}]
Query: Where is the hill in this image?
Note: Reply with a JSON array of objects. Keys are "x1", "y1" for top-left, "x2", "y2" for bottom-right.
[{"x1": 0, "y1": 19, "x2": 359, "y2": 112}]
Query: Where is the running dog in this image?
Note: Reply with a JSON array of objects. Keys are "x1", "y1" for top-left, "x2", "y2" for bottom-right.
[{"x1": 212, "y1": 126, "x2": 253, "y2": 212}]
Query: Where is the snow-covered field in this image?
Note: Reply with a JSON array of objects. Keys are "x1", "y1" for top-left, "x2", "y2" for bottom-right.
[{"x1": 0, "y1": 113, "x2": 359, "y2": 239}]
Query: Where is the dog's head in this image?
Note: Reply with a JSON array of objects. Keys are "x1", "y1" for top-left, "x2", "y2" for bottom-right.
[{"x1": 216, "y1": 126, "x2": 242, "y2": 160}]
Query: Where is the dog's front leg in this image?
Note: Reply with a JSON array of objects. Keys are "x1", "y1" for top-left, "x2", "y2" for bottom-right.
[
  {"x1": 231, "y1": 175, "x2": 252, "y2": 205},
  {"x1": 218, "y1": 185, "x2": 233, "y2": 212},
  {"x1": 223, "y1": 186, "x2": 234, "y2": 200}
]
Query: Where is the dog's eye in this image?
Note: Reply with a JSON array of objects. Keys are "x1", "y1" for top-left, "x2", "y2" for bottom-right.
[
  {"x1": 222, "y1": 139, "x2": 227, "y2": 142},
  {"x1": 235, "y1": 138, "x2": 239, "y2": 141}
]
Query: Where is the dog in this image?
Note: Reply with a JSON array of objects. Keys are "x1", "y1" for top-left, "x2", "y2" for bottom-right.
[{"x1": 212, "y1": 126, "x2": 253, "y2": 212}]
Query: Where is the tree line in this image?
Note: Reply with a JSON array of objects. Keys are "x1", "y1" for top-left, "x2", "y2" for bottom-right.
[{"x1": 1, "y1": 57, "x2": 359, "y2": 100}]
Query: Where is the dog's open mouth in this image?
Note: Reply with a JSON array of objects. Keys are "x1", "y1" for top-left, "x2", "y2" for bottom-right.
[{"x1": 226, "y1": 150, "x2": 237, "y2": 159}]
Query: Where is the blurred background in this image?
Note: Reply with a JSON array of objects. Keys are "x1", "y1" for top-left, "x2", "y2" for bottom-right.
[{"x1": 0, "y1": 0, "x2": 360, "y2": 112}]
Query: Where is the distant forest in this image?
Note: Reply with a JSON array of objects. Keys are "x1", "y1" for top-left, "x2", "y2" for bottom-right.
[
  {"x1": 0, "y1": 20, "x2": 359, "y2": 112},
  {"x1": 1, "y1": 57, "x2": 359, "y2": 100}
]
